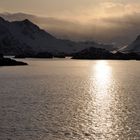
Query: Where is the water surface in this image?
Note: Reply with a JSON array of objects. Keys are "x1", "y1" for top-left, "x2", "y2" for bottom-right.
[{"x1": 0, "y1": 59, "x2": 140, "y2": 140}]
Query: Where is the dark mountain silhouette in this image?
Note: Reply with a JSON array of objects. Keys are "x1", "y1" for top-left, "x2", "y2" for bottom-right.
[
  {"x1": 72, "y1": 47, "x2": 140, "y2": 60},
  {"x1": 121, "y1": 35, "x2": 140, "y2": 54},
  {"x1": 0, "y1": 17, "x2": 114, "y2": 55}
]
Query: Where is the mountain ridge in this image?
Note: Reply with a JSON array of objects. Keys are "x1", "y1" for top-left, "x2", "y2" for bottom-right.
[
  {"x1": 0, "y1": 17, "x2": 114, "y2": 55},
  {"x1": 121, "y1": 35, "x2": 140, "y2": 54}
]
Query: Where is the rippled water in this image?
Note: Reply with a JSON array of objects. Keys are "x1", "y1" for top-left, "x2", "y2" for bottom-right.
[{"x1": 0, "y1": 59, "x2": 140, "y2": 140}]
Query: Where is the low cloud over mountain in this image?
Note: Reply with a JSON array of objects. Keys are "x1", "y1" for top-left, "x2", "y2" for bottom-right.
[
  {"x1": 0, "y1": 17, "x2": 114, "y2": 55},
  {"x1": 1, "y1": 12, "x2": 140, "y2": 47}
]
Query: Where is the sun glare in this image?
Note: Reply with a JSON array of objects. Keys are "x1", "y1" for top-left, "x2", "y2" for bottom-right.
[
  {"x1": 89, "y1": 61, "x2": 115, "y2": 137},
  {"x1": 94, "y1": 61, "x2": 112, "y2": 95}
]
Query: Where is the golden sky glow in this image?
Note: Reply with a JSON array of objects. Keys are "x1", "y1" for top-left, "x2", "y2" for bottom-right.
[{"x1": 0, "y1": 0, "x2": 140, "y2": 21}]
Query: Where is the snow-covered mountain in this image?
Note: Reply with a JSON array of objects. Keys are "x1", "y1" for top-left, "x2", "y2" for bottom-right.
[
  {"x1": 0, "y1": 17, "x2": 114, "y2": 55},
  {"x1": 121, "y1": 35, "x2": 140, "y2": 54}
]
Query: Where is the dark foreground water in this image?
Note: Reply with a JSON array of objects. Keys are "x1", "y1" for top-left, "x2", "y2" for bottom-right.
[{"x1": 0, "y1": 59, "x2": 140, "y2": 140}]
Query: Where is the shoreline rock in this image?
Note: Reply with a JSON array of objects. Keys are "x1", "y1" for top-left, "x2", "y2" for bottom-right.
[{"x1": 0, "y1": 57, "x2": 28, "y2": 66}]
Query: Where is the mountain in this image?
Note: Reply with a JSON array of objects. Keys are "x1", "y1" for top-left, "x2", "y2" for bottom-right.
[
  {"x1": 72, "y1": 47, "x2": 113, "y2": 59},
  {"x1": 121, "y1": 35, "x2": 140, "y2": 54},
  {"x1": 0, "y1": 17, "x2": 114, "y2": 55},
  {"x1": 72, "y1": 47, "x2": 140, "y2": 60}
]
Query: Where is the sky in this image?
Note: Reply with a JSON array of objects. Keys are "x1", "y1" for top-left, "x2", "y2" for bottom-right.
[
  {"x1": 0, "y1": 0, "x2": 140, "y2": 46},
  {"x1": 0, "y1": 0, "x2": 140, "y2": 20}
]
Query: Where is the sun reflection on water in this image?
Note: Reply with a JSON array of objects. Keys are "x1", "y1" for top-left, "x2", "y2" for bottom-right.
[
  {"x1": 89, "y1": 60, "x2": 115, "y2": 139},
  {"x1": 94, "y1": 60, "x2": 112, "y2": 96}
]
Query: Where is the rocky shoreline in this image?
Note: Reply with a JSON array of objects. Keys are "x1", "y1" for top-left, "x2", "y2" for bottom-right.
[{"x1": 0, "y1": 54, "x2": 28, "y2": 66}]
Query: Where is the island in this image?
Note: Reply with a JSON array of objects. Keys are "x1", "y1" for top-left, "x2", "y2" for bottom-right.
[
  {"x1": 0, "y1": 54, "x2": 28, "y2": 66},
  {"x1": 72, "y1": 47, "x2": 140, "y2": 60}
]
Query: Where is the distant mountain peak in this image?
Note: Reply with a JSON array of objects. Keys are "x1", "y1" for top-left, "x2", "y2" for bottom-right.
[
  {"x1": 22, "y1": 19, "x2": 34, "y2": 25},
  {"x1": 12, "y1": 18, "x2": 36, "y2": 27},
  {"x1": 0, "y1": 17, "x2": 6, "y2": 22},
  {"x1": 11, "y1": 18, "x2": 41, "y2": 35},
  {"x1": 135, "y1": 35, "x2": 140, "y2": 41},
  {"x1": 13, "y1": 18, "x2": 36, "y2": 27},
  {"x1": 121, "y1": 34, "x2": 140, "y2": 53}
]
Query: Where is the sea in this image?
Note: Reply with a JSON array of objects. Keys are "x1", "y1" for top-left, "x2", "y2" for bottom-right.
[{"x1": 0, "y1": 58, "x2": 140, "y2": 140}]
